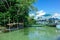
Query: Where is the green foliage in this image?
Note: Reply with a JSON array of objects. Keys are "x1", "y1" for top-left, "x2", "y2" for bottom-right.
[{"x1": 0, "y1": 0, "x2": 36, "y2": 27}]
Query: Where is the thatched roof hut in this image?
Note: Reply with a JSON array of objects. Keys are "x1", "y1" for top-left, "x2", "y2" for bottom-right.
[{"x1": 7, "y1": 23, "x2": 23, "y2": 27}]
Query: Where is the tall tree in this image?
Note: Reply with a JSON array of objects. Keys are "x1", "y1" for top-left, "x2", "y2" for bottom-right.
[{"x1": 0, "y1": 0, "x2": 37, "y2": 27}]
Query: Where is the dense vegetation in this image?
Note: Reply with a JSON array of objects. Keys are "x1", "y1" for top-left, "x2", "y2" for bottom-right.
[{"x1": 0, "y1": 0, "x2": 36, "y2": 28}]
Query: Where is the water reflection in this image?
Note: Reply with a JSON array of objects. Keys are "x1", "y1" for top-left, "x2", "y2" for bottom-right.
[
  {"x1": 23, "y1": 28, "x2": 29, "y2": 35},
  {"x1": 57, "y1": 36, "x2": 60, "y2": 40},
  {"x1": 0, "y1": 27, "x2": 60, "y2": 40},
  {"x1": 26, "y1": 27, "x2": 59, "y2": 40},
  {"x1": 28, "y1": 30, "x2": 41, "y2": 40}
]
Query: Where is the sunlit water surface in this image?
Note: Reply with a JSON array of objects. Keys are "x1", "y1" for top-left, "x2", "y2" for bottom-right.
[{"x1": 0, "y1": 27, "x2": 60, "y2": 40}]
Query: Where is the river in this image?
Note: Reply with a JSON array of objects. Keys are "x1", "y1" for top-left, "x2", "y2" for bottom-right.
[
  {"x1": 23, "y1": 27, "x2": 60, "y2": 40},
  {"x1": 0, "y1": 27, "x2": 60, "y2": 40}
]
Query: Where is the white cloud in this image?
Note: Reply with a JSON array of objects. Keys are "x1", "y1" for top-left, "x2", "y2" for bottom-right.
[
  {"x1": 52, "y1": 13, "x2": 60, "y2": 19},
  {"x1": 29, "y1": 13, "x2": 35, "y2": 17},
  {"x1": 34, "y1": 10, "x2": 46, "y2": 20},
  {"x1": 36, "y1": 10, "x2": 46, "y2": 17},
  {"x1": 29, "y1": 11, "x2": 60, "y2": 20}
]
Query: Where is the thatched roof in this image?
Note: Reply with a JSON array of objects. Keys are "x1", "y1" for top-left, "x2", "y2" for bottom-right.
[{"x1": 7, "y1": 23, "x2": 23, "y2": 26}]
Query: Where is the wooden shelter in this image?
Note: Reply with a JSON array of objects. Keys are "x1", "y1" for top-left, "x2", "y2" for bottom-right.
[{"x1": 7, "y1": 23, "x2": 23, "y2": 27}]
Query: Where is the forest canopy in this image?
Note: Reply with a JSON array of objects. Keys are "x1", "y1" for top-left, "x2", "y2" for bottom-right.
[{"x1": 0, "y1": 0, "x2": 36, "y2": 27}]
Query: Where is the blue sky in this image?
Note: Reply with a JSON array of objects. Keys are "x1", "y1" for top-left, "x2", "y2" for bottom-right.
[
  {"x1": 29, "y1": 0, "x2": 60, "y2": 19},
  {"x1": 34, "y1": 0, "x2": 60, "y2": 14}
]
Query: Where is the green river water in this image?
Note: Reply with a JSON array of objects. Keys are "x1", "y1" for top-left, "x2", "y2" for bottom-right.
[{"x1": 0, "y1": 27, "x2": 60, "y2": 40}]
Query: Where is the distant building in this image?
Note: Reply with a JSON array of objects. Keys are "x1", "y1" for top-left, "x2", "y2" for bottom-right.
[
  {"x1": 36, "y1": 16, "x2": 48, "y2": 25},
  {"x1": 36, "y1": 16, "x2": 60, "y2": 26}
]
